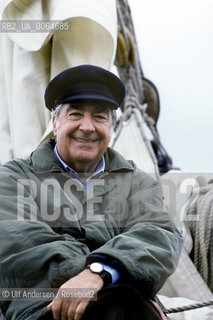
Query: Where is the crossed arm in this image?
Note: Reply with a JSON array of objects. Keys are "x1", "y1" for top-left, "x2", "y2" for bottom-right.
[{"x1": 47, "y1": 269, "x2": 104, "y2": 320}]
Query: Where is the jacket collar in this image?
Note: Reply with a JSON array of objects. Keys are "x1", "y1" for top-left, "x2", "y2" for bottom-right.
[
  {"x1": 104, "y1": 147, "x2": 134, "y2": 172},
  {"x1": 29, "y1": 138, "x2": 134, "y2": 173},
  {"x1": 29, "y1": 139, "x2": 62, "y2": 173}
]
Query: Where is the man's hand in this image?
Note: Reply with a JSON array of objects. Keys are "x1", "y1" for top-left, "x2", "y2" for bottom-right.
[{"x1": 47, "y1": 269, "x2": 104, "y2": 320}]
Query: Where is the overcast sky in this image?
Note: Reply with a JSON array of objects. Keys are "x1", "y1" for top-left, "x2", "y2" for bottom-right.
[{"x1": 128, "y1": 0, "x2": 213, "y2": 172}]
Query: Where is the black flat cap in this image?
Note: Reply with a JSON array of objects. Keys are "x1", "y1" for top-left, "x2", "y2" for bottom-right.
[{"x1": 44, "y1": 64, "x2": 126, "y2": 111}]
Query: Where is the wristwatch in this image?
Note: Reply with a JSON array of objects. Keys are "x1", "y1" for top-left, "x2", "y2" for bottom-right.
[{"x1": 88, "y1": 262, "x2": 112, "y2": 287}]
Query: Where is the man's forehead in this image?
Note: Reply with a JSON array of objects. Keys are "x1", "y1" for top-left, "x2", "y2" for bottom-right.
[{"x1": 64, "y1": 102, "x2": 110, "y2": 113}]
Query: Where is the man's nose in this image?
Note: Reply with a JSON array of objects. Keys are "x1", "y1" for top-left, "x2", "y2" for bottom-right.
[{"x1": 79, "y1": 115, "x2": 95, "y2": 133}]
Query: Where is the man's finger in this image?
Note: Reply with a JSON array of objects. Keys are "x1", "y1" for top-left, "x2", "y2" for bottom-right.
[
  {"x1": 47, "y1": 301, "x2": 53, "y2": 310},
  {"x1": 51, "y1": 299, "x2": 62, "y2": 320},
  {"x1": 66, "y1": 300, "x2": 79, "y2": 320},
  {"x1": 60, "y1": 301, "x2": 71, "y2": 320},
  {"x1": 68, "y1": 300, "x2": 89, "y2": 320}
]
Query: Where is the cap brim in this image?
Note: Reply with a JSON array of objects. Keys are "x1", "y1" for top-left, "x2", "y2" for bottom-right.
[{"x1": 60, "y1": 93, "x2": 119, "y2": 109}]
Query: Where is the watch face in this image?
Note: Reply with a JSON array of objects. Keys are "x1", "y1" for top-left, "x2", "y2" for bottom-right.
[{"x1": 90, "y1": 262, "x2": 104, "y2": 273}]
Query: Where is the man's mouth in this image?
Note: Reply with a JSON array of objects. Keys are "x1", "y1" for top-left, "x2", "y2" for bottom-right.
[{"x1": 73, "y1": 137, "x2": 98, "y2": 143}]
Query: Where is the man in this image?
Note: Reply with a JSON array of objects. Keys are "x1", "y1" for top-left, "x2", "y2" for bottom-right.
[{"x1": 0, "y1": 65, "x2": 182, "y2": 320}]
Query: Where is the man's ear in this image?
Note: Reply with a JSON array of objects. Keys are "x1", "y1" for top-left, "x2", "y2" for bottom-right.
[{"x1": 52, "y1": 116, "x2": 57, "y2": 136}]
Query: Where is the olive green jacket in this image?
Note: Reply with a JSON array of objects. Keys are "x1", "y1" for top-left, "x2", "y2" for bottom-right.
[{"x1": 0, "y1": 139, "x2": 182, "y2": 319}]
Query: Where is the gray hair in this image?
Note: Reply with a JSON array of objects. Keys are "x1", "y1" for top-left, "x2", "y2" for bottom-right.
[
  {"x1": 52, "y1": 103, "x2": 117, "y2": 128},
  {"x1": 52, "y1": 104, "x2": 63, "y2": 122}
]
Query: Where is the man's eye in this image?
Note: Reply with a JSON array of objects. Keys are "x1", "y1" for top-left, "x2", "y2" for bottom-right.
[
  {"x1": 68, "y1": 112, "x2": 82, "y2": 117},
  {"x1": 94, "y1": 114, "x2": 107, "y2": 121}
]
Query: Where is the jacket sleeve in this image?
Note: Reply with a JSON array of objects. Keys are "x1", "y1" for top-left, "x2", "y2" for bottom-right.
[
  {"x1": 0, "y1": 163, "x2": 90, "y2": 289},
  {"x1": 86, "y1": 169, "x2": 183, "y2": 297}
]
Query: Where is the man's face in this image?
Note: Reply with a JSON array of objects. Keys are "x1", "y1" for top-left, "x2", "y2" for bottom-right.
[{"x1": 53, "y1": 102, "x2": 113, "y2": 172}]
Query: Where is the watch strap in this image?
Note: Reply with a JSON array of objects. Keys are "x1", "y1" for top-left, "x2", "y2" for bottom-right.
[
  {"x1": 87, "y1": 264, "x2": 112, "y2": 287},
  {"x1": 98, "y1": 269, "x2": 112, "y2": 287}
]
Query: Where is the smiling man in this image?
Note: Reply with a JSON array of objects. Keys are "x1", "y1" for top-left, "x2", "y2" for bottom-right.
[
  {"x1": 52, "y1": 102, "x2": 113, "y2": 175},
  {"x1": 0, "y1": 65, "x2": 182, "y2": 320}
]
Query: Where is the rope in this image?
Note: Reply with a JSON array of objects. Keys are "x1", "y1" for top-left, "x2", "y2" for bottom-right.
[
  {"x1": 115, "y1": 0, "x2": 161, "y2": 179},
  {"x1": 166, "y1": 299, "x2": 213, "y2": 314},
  {"x1": 116, "y1": 1, "x2": 213, "y2": 314},
  {"x1": 117, "y1": 27, "x2": 135, "y2": 66},
  {"x1": 116, "y1": 0, "x2": 144, "y2": 104},
  {"x1": 115, "y1": 0, "x2": 174, "y2": 176},
  {"x1": 187, "y1": 181, "x2": 213, "y2": 284},
  {"x1": 133, "y1": 108, "x2": 159, "y2": 179},
  {"x1": 110, "y1": 105, "x2": 133, "y2": 149},
  {"x1": 116, "y1": 1, "x2": 213, "y2": 313}
]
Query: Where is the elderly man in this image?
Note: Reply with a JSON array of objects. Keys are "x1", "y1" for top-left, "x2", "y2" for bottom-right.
[{"x1": 0, "y1": 65, "x2": 182, "y2": 320}]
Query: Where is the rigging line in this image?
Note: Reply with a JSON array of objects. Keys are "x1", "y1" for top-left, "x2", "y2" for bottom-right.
[
  {"x1": 133, "y1": 108, "x2": 160, "y2": 182},
  {"x1": 166, "y1": 299, "x2": 213, "y2": 314},
  {"x1": 192, "y1": 184, "x2": 213, "y2": 283},
  {"x1": 116, "y1": 0, "x2": 144, "y2": 103},
  {"x1": 115, "y1": 0, "x2": 174, "y2": 174}
]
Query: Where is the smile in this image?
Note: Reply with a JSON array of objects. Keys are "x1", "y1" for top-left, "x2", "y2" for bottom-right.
[{"x1": 73, "y1": 137, "x2": 98, "y2": 143}]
